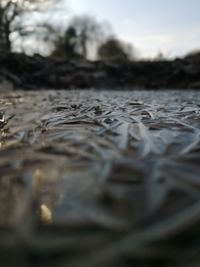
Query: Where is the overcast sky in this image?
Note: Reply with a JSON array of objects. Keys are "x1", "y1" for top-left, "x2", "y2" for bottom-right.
[{"x1": 68, "y1": 0, "x2": 200, "y2": 58}]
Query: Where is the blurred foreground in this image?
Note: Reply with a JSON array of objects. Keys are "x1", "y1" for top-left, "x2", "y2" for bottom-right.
[{"x1": 0, "y1": 90, "x2": 200, "y2": 266}]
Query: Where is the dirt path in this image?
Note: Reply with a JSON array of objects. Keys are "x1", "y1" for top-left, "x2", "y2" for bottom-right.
[{"x1": 0, "y1": 89, "x2": 200, "y2": 266}]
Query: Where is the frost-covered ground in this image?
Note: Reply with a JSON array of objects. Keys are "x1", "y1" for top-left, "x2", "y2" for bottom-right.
[{"x1": 0, "y1": 89, "x2": 200, "y2": 267}]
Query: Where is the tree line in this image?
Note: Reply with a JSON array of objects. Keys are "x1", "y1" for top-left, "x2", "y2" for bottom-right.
[{"x1": 0, "y1": 0, "x2": 135, "y2": 61}]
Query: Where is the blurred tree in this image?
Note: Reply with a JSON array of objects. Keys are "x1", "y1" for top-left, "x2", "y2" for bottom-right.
[
  {"x1": 0, "y1": 0, "x2": 55, "y2": 52},
  {"x1": 97, "y1": 37, "x2": 135, "y2": 61},
  {"x1": 67, "y1": 15, "x2": 107, "y2": 59},
  {"x1": 154, "y1": 51, "x2": 167, "y2": 61},
  {"x1": 51, "y1": 26, "x2": 83, "y2": 59},
  {"x1": 64, "y1": 26, "x2": 77, "y2": 58},
  {"x1": 51, "y1": 15, "x2": 112, "y2": 60},
  {"x1": 184, "y1": 50, "x2": 200, "y2": 63}
]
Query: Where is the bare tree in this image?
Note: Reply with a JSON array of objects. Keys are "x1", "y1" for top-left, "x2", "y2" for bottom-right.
[
  {"x1": 51, "y1": 26, "x2": 83, "y2": 59},
  {"x1": 67, "y1": 15, "x2": 109, "y2": 59},
  {"x1": 50, "y1": 15, "x2": 112, "y2": 60},
  {"x1": 0, "y1": 0, "x2": 55, "y2": 52}
]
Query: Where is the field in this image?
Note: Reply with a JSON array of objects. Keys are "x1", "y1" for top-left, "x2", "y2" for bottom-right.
[{"x1": 0, "y1": 89, "x2": 200, "y2": 266}]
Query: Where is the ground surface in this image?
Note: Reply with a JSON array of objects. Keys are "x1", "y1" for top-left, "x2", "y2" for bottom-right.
[{"x1": 0, "y1": 89, "x2": 200, "y2": 266}]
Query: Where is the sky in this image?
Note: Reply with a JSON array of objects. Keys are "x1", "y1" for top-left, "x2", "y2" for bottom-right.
[{"x1": 67, "y1": 0, "x2": 200, "y2": 59}]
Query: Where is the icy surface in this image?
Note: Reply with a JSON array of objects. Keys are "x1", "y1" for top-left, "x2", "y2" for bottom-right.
[{"x1": 0, "y1": 89, "x2": 200, "y2": 267}]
